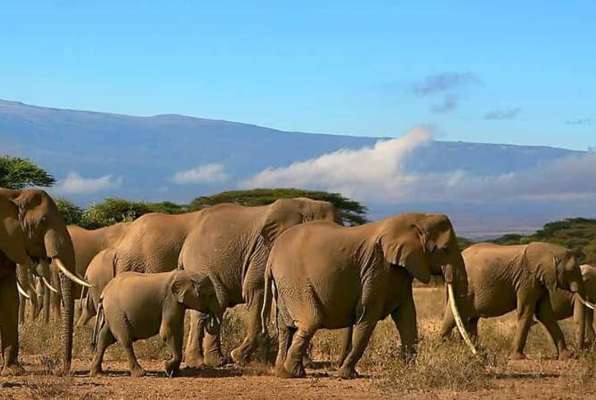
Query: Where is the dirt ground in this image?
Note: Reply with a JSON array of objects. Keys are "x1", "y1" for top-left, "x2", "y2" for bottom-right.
[
  {"x1": 0, "y1": 357, "x2": 593, "y2": 400},
  {"x1": 1, "y1": 288, "x2": 594, "y2": 399}
]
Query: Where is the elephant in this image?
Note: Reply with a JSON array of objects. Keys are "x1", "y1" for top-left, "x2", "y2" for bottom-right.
[
  {"x1": 262, "y1": 213, "x2": 474, "y2": 379},
  {"x1": 89, "y1": 270, "x2": 220, "y2": 377},
  {"x1": 77, "y1": 248, "x2": 117, "y2": 327},
  {"x1": 548, "y1": 264, "x2": 596, "y2": 348},
  {"x1": 45, "y1": 223, "x2": 130, "y2": 322},
  {"x1": 178, "y1": 198, "x2": 340, "y2": 367},
  {"x1": 0, "y1": 188, "x2": 91, "y2": 375},
  {"x1": 439, "y1": 242, "x2": 589, "y2": 360}
]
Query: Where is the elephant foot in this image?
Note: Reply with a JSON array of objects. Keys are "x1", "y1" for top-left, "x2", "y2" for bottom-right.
[
  {"x1": 275, "y1": 365, "x2": 304, "y2": 379},
  {"x1": 558, "y1": 349, "x2": 574, "y2": 360},
  {"x1": 184, "y1": 353, "x2": 204, "y2": 368},
  {"x1": 338, "y1": 366, "x2": 359, "y2": 380},
  {"x1": 230, "y1": 347, "x2": 250, "y2": 366},
  {"x1": 509, "y1": 352, "x2": 527, "y2": 361},
  {"x1": 1, "y1": 363, "x2": 25, "y2": 376},
  {"x1": 129, "y1": 367, "x2": 146, "y2": 378},
  {"x1": 281, "y1": 361, "x2": 305, "y2": 378},
  {"x1": 204, "y1": 352, "x2": 229, "y2": 367},
  {"x1": 302, "y1": 354, "x2": 315, "y2": 369}
]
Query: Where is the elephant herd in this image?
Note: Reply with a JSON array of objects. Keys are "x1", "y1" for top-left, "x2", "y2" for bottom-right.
[{"x1": 1, "y1": 188, "x2": 595, "y2": 379}]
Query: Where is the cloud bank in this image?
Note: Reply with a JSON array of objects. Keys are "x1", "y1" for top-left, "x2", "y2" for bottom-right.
[
  {"x1": 173, "y1": 163, "x2": 228, "y2": 184},
  {"x1": 243, "y1": 127, "x2": 596, "y2": 205},
  {"x1": 56, "y1": 172, "x2": 122, "y2": 195}
]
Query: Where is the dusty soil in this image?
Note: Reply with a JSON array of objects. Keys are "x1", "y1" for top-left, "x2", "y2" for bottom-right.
[{"x1": 0, "y1": 356, "x2": 593, "y2": 400}]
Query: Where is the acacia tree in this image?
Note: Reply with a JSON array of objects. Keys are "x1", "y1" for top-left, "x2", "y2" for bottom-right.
[
  {"x1": 190, "y1": 188, "x2": 368, "y2": 225},
  {"x1": 0, "y1": 155, "x2": 55, "y2": 189}
]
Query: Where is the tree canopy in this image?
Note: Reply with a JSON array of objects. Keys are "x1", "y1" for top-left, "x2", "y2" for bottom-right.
[
  {"x1": 491, "y1": 218, "x2": 596, "y2": 264},
  {"x1": 190, "y1": 188, "x2": 368, "y2": 225},
  {"x1": 0, "y1": 155, "x2": 55, "y2": 189}
]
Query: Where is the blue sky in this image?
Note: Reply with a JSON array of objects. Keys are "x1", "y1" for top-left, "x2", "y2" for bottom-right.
[{"x1": 1, "y1": 1, "x2": 595, "y2": 150}]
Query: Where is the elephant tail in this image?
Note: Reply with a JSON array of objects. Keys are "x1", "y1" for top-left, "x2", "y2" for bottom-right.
[
  {"x1": 91, "y1": 301, "x2": 105, "y2": 352},
  {"x1": 261, "y1": 258, "x2": 276, "y2": 335}
]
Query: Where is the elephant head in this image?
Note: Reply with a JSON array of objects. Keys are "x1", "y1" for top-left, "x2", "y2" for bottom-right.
[
  {"x1": 260, "y1": 198, "x2": 339, "y2": 245},
  {"x1": 171, "y1": 271, "x2": 221, "y2": 333},
  {"x1": 376, "y1": 213, "x2": 477, "y2": 354},
  {"x1": 530, "y1": 243, "x2": 594, "y2": 309},
  {"x1": 0, "y1": 188, "x2": 91, "y2": 373}
]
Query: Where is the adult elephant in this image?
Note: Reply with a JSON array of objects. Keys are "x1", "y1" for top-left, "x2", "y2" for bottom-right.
[
  {"x1": 0, "y1": 188, "x2": 91, "y2": 375},
  {"x1": 179, "y1": 198, "x2": 340, "y2": 367},
  {"x1": 439, "y1": 242, "x2": 590, "y2": 360},
  {"x1": 45, "y1": 223, "x2": 130, "y2": 322},
  {"x1": 548, "y1": 264, "x2": 596, "y2": 348},
  {"x1": 77, "y1": 248, "x2": 117, "y2": 326},
  {"x1": 262, "y1": 213, "x2": 475, "y2": 379}
]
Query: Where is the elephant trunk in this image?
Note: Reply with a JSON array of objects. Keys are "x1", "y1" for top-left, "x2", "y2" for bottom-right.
[{"x1": 44, "y1": 226, "x2": 77, "y2": 374}]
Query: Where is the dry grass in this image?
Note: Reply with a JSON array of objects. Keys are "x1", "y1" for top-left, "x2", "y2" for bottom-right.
[{"x1": 15, "y1": 287, "x2": 595, "y2": 397}]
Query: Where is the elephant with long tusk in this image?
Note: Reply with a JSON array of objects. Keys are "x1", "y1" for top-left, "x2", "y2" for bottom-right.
[
  {"x1": 440, "y1": 242, "x2": 586, "y2": 360},
  {"x1": 261, "y1": 213, "x2": 475, "y2": 379},
  {"x1": 0, "y1": 188, "x2": 93, "y2": 375}
]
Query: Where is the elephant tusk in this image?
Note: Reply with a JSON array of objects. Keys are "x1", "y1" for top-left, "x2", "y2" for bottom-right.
[
  {"x1": 447, "y1": 283, "x2": 478, "y2": 355},
  {"x1": 576, "y1": 294, "x2": 596, "y2": 310},
  {"x1": 55, "y1": 258, "x2": 94, "y2": 288},
  {"x1": 42, "y1": 277, "x2": 59, "y2": 293},
  {"x1": 17, "y1": 280, "x2": 31, "y2": 300}
]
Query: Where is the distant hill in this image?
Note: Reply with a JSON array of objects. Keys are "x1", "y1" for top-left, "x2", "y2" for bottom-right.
[{"x1": 0, "y1": 98, "x2": 591, "y2": 238}]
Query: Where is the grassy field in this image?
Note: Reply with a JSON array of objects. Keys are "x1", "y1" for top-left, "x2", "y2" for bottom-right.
[{"x1": 1, "y1": 287, "x2": 594, "y2": 399}]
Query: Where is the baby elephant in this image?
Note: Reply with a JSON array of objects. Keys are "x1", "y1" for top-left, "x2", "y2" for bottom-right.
[{"x1": 90, "y1": 270, "x2": 220, "y2": 377}]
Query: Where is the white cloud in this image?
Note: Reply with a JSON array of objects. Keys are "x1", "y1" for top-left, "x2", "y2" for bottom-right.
[
  {"x1": 56, "y1": 172, "x2": 122, "y2": 195},
  {"x1": 243, "y1": 127, "x2": 432, "y2": 200},
  {"x1": 243, "y1": 126, "x2": 596, "y2": 205},
  {"x1": 172, "y1": 163, "x2": 228, "y2": 184}
]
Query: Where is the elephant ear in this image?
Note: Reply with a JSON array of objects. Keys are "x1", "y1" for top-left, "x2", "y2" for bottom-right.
[
  {"x1": 260, "y1": 199, "x2": 304, "y2": 245},
  {"x1": 380, "y1": 226, "x2": 432, "y2": 284},
  {"x1": 171, "y1": 276, "x2": 192, "y2": 305}
]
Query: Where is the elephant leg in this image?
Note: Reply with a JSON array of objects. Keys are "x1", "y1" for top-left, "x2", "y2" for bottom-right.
[
  {"x1": 275, "y1": 317, "x2": 295, "y2": 372},
  {"x1": 184, "y1": 310, "x2": 205, "y2": 368},
  {"x1": 89, "y1": 324, "x2": 116, "y2": 376},
  {"x1": 511, "y1": 300, "x2": 535, "y2": 360},
  {"x1": 203, "y1": 325, "x2": 226, "y2": 367},
  {"x1": 18, "y1": 294, "x2": 26, "y2": 325},
  {"x1": 467, "y1": 317, "x2": 480, "y2": 341},
  {"x1": 162, "y1": 325, "x2": 183, "y2": 377},
  {"x1": 585, "y1": 310, "x2": 595, "y2": 346},
  {"x1": 42, "y1": 285, "x2": 50, "y2": 323},
  {"x1": 281, "y1": 328, "x2": 313, "y2": 378},
  {"x1": 122, "y1": 341, "x2": 144, "y2": 377},
  {"x1": 338, "y1": 320, "x2": 377, "y2": 379},
  {"x1": 535, "y1": 299, "x2": 570, "y2": 360},
  {"x1": 391, "y1": 295, "x2": 418, "y2": 361},
  {"x1": 231, "y1": 289, "x2": 264, "y2": 365},
  {"x1": 337, "y1": 326, "x2": 353, "y2": 368},
  {"x1": 0, "y1": 271, "x2": 23, "y2": 376},
  {"x1": 572, "y1": 298, "x2": 586, "y2": 349},
  {"x1": 439, "y1": 304, "x2": 456, "y2": 339}
]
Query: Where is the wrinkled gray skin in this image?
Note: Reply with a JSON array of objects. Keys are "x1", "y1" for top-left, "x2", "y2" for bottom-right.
[
  {"x1": 263, "y1": 213, "x2": 468, "y2": 379},
  {"x1": 77, "y1": 249, "x2": 118, "y2": 327},
  {"x1": 90, "y1": 270, "x2": 220, "y2": 377},
  {"x1": 46, "y1": 223, "x2": 130, "y2": 322},
  {"x1": 179, "y1": 198, "x2": 339, "y2": 367},
  {"x1": 548, "y1": 264, "x2": 596, "y2": 348},
  {"x1": 0, "y1": 188, "x2": 81, "y2": 375},
  {"x1": 440, "y1": 242, "x2": 585, "y2": 360}
]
